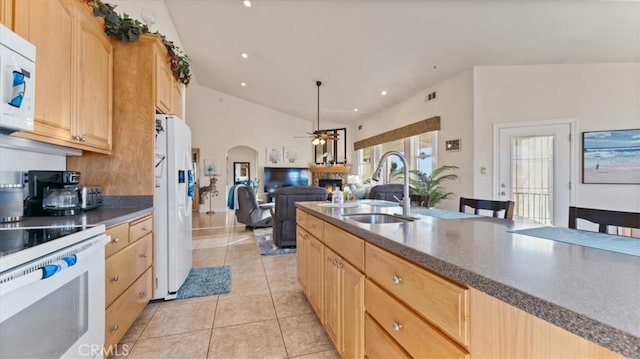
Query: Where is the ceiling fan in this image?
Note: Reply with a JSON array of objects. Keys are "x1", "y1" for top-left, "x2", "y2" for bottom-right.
[{"x1": 295, "y1": 81, "x2": 339, "y2": 145}]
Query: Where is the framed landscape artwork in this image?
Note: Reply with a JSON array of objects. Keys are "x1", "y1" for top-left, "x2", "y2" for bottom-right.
[{"x1": 582, "y1": 128, "x2": 640, "y2": 184}]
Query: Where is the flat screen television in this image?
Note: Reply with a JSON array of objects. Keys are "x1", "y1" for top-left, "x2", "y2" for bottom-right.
[{"x1": 264, "y1": 167, "x2": 310, "y2": 199}]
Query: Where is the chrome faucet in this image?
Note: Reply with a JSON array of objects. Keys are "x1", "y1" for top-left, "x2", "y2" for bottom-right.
[{"x1": 371, "y1": 150, "x2": 417, "y2": 220}]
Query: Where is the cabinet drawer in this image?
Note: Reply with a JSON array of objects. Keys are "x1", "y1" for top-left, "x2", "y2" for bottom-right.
[
  {"x1": 306, "y1": 214, "x2": 324, "y2": 239},
  {"x1": 323, "y1": 223, "x2": 364, "y2": 271},
  {"x1": 105, "y1": 233, "x2": 153, "y2": 307},
  {"x1": 129, "y1": 216, "x2": 153, "y2": 244},
  {"x1": 105, "y1": 267, "x2": 152, "y2": 350},
  {"x1": 365, "y1": 244, "x2": 469, "y2": 346},
  {"x1": 365, "y1": 280, "x2": 469, "y2": 359},
  {"x1": 296, "y1": 209, "x2": 308, "y2": 230},
  {"x1": 105, "y1": 222, "x2": 129, "y2": 258},
  {"x1": 365, "y1": 314, "x2": 411, "y2": 359}
]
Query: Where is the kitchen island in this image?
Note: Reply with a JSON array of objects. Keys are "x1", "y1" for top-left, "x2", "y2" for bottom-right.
[{"x1": 295, "y1": 201, "x2": 639, "y2": 358}]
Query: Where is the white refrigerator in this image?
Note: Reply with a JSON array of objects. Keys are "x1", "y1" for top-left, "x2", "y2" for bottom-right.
[{"x1": 154, "y1": 114, "x2": 194, "y2": 300}]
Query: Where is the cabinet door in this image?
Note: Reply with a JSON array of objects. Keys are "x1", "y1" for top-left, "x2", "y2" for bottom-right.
[
  {"x1": 342, "y1": 259, "x2": 364, "y2": 359},
  {"x1": 0, "y1": 0, "x2": 12, "y2": 27},
  {"x1": 307, "y1": 236, "x2": 324, "y2": 318},
  {"x1": 155, "y1": 50, "x2": 172, "y2": 114},
  {"x1": 14, "y1": 0, "x2": 74, "y2": 142},
  {"x1": 323, "y1": 247, "x2": 341, "y2": 348},
  {"x1": 171, "y1": 79, "x2": 183, "y2": 118},
  {"x1": 75, "y1": 5, "x2": 112, "y2": 152},
  {"x1": 296, "y1": 226, "x2": 309, "y2": 294}
]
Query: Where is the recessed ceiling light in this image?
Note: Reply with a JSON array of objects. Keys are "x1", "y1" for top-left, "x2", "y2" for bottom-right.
[
  {"x1": 380, "y1": 90, "x2": 387, "y2": 96},
  {"x1": 353, "y1": 108, "x2": 359, "y2": 112},
  {"x1": 241, "y1": 52, "x2": 248, "y2": 59},
  {"x1": 243, "y1": 0, "x2": 251, "y2": 7},
  {"x1": 241, "y1": 82, "x2": 247, "y2": 87}
]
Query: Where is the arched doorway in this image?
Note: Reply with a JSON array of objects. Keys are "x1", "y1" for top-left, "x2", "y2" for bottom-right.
[{"x1": 227, "y1": 146, "x2": 259, "y2": 207}]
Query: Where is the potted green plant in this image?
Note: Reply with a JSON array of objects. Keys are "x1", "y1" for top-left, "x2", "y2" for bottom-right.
[{"x1": 406, "y1": 165, "x2": 459, "y2": 207}]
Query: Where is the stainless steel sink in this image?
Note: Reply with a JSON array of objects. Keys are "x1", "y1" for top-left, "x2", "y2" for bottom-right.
[{"x1": 341, "y1": 213, "x2": 410, "y2": 224}]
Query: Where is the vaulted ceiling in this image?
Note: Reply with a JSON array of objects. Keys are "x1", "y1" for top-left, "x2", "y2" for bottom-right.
[{"x1": 165, "y1": 0, "x2": 640, "y2": 124}]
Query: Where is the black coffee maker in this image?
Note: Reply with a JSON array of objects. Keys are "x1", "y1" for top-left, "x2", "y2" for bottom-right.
[{"x1": 25, "y1": 171, "x2": 81, "y2": 216}]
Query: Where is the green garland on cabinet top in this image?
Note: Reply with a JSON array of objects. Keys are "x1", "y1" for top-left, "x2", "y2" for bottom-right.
[{"x1": 87, "y1": 0, "x2": 192, "y2": 85}]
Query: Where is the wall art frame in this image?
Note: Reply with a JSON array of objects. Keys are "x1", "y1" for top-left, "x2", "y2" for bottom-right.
[{"x1": 582, "y1": 128, "x2": 640, "y2": 184}]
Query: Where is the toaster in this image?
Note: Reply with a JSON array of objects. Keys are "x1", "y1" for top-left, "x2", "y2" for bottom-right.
[{"x1": 80, "y1": 186, "x2": 103, "y2": 210}]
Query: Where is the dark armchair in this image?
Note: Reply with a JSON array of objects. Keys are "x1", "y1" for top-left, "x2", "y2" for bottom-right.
[
  {"x1": 235, "y1": 186, "x2": 273, "y2": 228},
  {"x1": 272, "y1": 186, "x2": 328, "y2": 247}
]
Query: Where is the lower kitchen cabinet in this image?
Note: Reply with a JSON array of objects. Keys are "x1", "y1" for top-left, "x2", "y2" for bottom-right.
[
  {"x1": 297, "y1": 214, "x2": 364, "y2": 359},
  {"x1": 364, "y1": 314, "x2": 411, "y2": 359},
  {"x1": 307, "y1": 234, "x2": 324, "y2": 317},
  {"x1": 104, "y1": 214, "x2": 153, "y2": 350},
  {"x1": 365, "y1": 279, "x2": 469, "y2": 359},
  {"x1": 341, "y1": 259, "x2": 364, "y2": 359},
  {"x1": 297, "y1": 210, "x2": 622, "y2": 359}
]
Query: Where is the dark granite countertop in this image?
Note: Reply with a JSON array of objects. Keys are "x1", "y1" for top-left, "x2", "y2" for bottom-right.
[
  {"x1": 296, "y1": 201, "x2": 640, "y2": 358},
  {"x1": 0, "y1": 207, "x2": 153, "y2": 229}
]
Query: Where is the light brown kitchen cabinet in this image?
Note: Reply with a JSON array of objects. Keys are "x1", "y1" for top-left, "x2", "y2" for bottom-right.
[
  {"x1": 296, "y1": 209, "x2": 622, "y2": 359},
  {"x1": 307, "y1": 234, "x2": 324, "y2": 317},
  {"x1": 296, "y1": 225, "x2": 309, "y2": 293},
  {"x1": 13, "y1": 0, "x2": 112, "y2": 153},
  {"x1": 172, "y1": 80, "x2": 183, "y2": 119},
  {"x1": 297, "y1": 213, "x2": 364, "y2": 359},
  {"x1": 156, "y1": 49, "x2": 173, "y2": 114},
  {"x1": 323, "y1": 246, "x2": 341, "y2": 346},
  {"x1": 74, "y1": 5, "x2": 112, "y2": 151},
  {"x1": 104, "y1": 214, "x2": 154, "y2": 351},
  {"x1": 67, "y1": 33, "x2": 183, "y2": 196},
  {"x1": 341, "y1": 258, "x2": 364, "y2": 359},
  {"x1": 365, "y1": 279, "x2": 469, "y2": 359},
  {"x1": 0, "y1": 0, "x2": 13, "y2": 27}
]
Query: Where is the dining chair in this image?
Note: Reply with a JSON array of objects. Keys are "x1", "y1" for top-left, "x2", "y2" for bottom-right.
[
  {"x1": 568, "y1": 206, "x2": 640, "y2": 235},
  {"x1": 459, "y1": 197, "x2": 515, "y2": 219},
  {"x1": 409, "y1": 194, "x2": 430, "y2": 207}
]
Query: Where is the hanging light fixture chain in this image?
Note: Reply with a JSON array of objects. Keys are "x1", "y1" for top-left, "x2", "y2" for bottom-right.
[{"x1": 316, "y1": 81, "x2": 321, "y2": 133}]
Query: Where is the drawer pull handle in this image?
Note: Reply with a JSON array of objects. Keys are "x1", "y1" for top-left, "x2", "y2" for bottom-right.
[
  {"x1": 111, "y1": 324, "x2": 119, "y2": 331},
  {"x1": 392, "y1": 275, "x2": 402, "y2": 284},
  {"x1": 111, "y1": 237, "x2": 120, "y2": 244},
  {"x1": 112, "y1": 275, "x2": 119, "y2": 282},
  {"x1": 392, "y1": 321, "x2": 403, "y2": 332},
  {"x1": 140, "y1": 291, "x2": 147, "y2": 297},
  {"x1": 139, "y1": 253, "x2": 147, "y2": 258},
  {"x1": 336, "y1": 260, "x2": 342, "y2": 269},
  {"x1": 141, "y1": 226, "x2": 149, "y2": 231},
  {"x1": 331, "y1": 258, "x2": 338, "y2": 266},
  {"x1": 310, "y1": 224, "x2": 316, "y2": 228}
]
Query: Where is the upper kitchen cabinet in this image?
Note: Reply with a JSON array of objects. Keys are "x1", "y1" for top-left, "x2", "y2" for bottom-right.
[
  {"x1": 68, "y1": 34, "x2": 181, "y2": 196},
  {"x1": 12, "y1": 0, "x2": 113, "y2": 154},
  {"x1": 156, "y1": 50, "x2": 173, "y2": 114},
  {"x1": 0, "y1": 0, "x2": 13, "y2": 27},
  {"x1": 172, "y1": 80, "x2": 184, "y2": 119}
]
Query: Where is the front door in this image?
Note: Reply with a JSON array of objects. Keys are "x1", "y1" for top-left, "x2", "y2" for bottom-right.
[{"x1": 496, "y1": 121, "x2": 573, "y2": 226}]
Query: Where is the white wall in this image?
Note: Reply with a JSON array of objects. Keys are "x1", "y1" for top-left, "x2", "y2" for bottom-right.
[
  {"x1": 351, "y1": 69, "x2": 475, "y2": 210},
  {"x1": 474, "y1": 63, "x2": 640, "y2": 212},
  {"x1": 108, "y1": 0, "x2": 184, "y2": 50},
  {"x1": 187, "y1": 84, "x2": 333, "y2": 211}
]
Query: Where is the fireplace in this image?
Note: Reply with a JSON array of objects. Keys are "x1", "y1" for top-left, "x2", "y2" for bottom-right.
[{"x1": 318, "y1": 179, "x2": 343, "y2": 193}]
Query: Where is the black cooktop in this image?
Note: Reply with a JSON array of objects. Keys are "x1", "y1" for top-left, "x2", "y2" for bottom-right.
[{"x1": 0, "y1": 226, "x2": 89, "y2": 257}]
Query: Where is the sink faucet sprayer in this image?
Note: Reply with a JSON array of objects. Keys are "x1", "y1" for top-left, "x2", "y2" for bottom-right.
[{"x1": 371, "y1": 151, "x2": 418, "y2": 221}]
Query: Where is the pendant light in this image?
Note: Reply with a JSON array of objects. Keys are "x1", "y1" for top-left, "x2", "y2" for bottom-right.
[{"x1": 312, "y1": 81, "x2": 325, "y2": 145}]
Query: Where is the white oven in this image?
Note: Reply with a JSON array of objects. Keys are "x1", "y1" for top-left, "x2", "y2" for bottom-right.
[{"x1": 0, "y1": 225, "x2": 107, "y2": 359}]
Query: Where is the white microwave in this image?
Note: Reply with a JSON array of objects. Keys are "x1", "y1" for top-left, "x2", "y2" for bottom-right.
[{"x1": 0, "y1": 23, "x2": 35, "y2": 134}]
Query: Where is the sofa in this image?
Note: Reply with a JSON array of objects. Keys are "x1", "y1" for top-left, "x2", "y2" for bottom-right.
[{"x1": 272, "y1": 186, "x2": 328, "y2": 247}]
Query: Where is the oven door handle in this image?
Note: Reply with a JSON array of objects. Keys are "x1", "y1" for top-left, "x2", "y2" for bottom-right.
[{"x1": 0, "y1": 234, "x2": 108, "y2": 296}]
